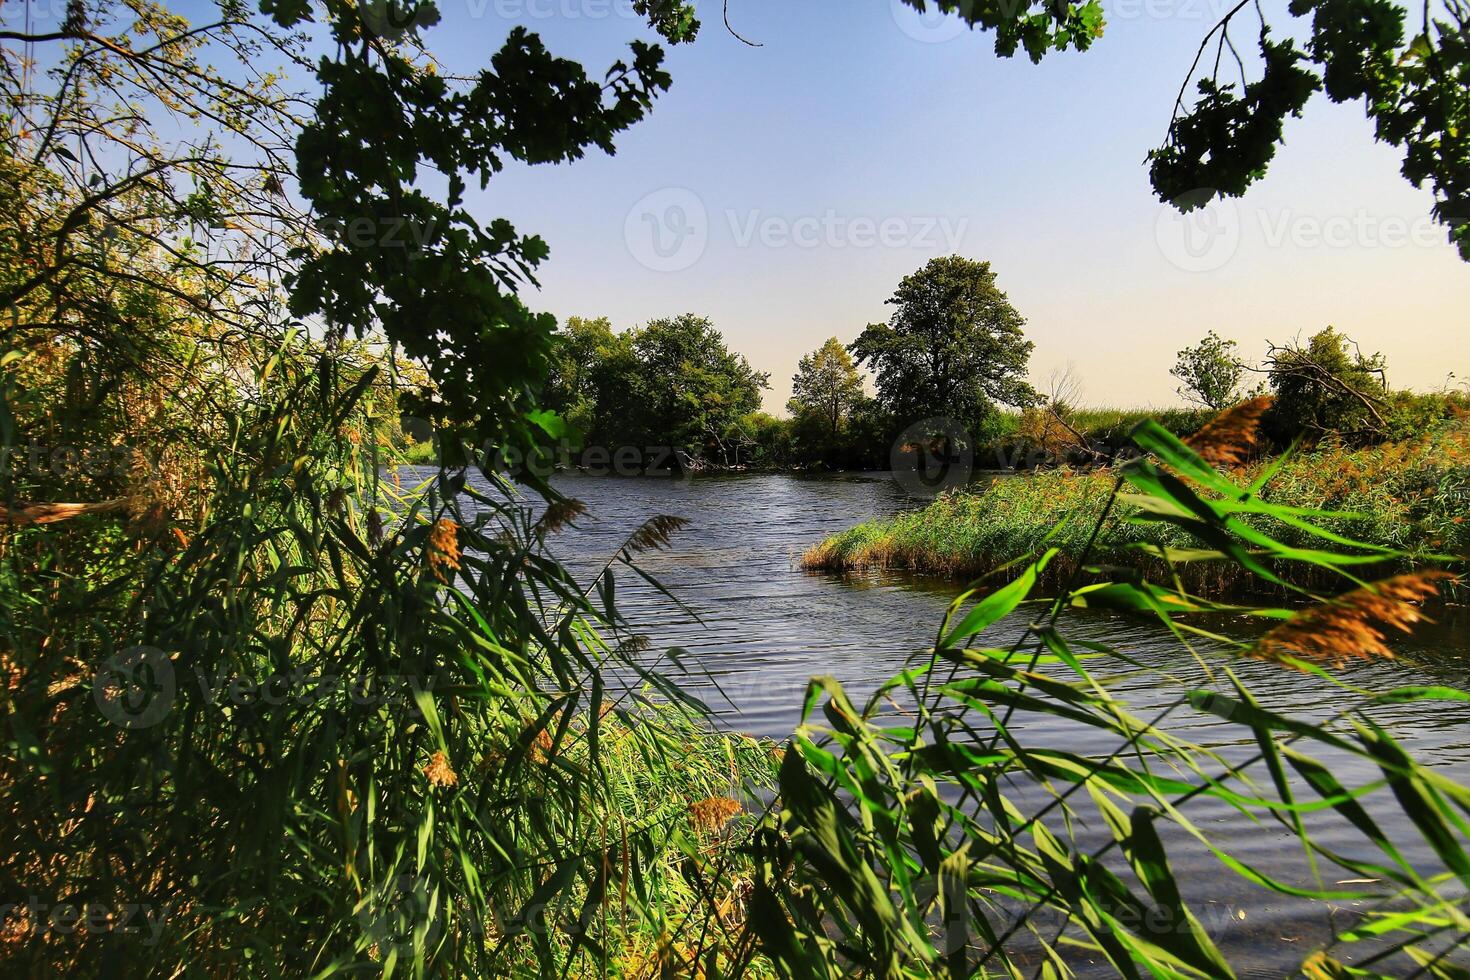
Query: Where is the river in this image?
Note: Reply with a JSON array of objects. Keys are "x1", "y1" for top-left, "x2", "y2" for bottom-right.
[{"x1": 438, "y1": 467, "x2": 1470, "y2": 976}]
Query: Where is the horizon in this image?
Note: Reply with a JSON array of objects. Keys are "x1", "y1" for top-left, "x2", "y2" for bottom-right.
[
  {"x1": 432, "y1": 0, "x2": 1469, "y2": 413},
  {"x1": 146, "y1": 0, "x2": 1469, "y2": 411}
]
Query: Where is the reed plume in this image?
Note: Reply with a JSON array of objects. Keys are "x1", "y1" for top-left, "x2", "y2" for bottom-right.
[
  {"x1": 688, "y1": 796, "x2": 741, "y2": 833},
  {"x1": 1252, "y1": 571, "x2": 1455, "y2": 669},
  {"x1": 426, "y1": 518, "x2": 461, "y2": 582},
  {"x1": 423, "y1": 750, "x2": 458, "y2": 788},
  {"x1": 1186, "y1": 396, "x2": 1274, "y2": 470},
  {"x1": 624, "y1": 515, "x2": 689, "y2": 553},
  {"x1": 537, "y1": 497, "x2": 587, "y2": 536}
]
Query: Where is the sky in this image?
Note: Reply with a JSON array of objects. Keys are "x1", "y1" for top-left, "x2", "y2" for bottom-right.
[{"x1": 183, "y1": 0, "x2": 1470, "y2": 412}]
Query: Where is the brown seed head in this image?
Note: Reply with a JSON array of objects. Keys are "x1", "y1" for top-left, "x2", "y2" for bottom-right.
[
  {"x1": 426, "y1": 518, "x2": 461, "y2": 583},
  {"x1": 537, "y1": 497, "x2": 587, "y2": 536},
  {"x1": 688, "y1": 796, "x2": 741, "y2": 833},
  {"x1": 625, "y1": 515, "x2": 689, "y2": 553},
  {"x1": 1252, "y1": 571, "x2": 1455, "y2": 669},
  {"x1": 1186, "y1": 396, "x2": 1274, "y2": 470},
  {"x1": 424, "y1": 750, "x2": 458, "y2": 788}
]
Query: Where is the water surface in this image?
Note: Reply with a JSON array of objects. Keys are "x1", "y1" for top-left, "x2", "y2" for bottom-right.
[{"x1": 444, "y1": 468, "x2": 1470, "y2": 976}]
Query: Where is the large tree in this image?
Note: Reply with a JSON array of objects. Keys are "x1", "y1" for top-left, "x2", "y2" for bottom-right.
[
  {"x1": 850, "y1": 256, "x2": 1037, "y2": 433},
  {"x1": 789, "y1": 337, "x2": 866, "y2": 439},
  {"x1": 628, "y1": 314, "x2": 769, "y2": 460}
]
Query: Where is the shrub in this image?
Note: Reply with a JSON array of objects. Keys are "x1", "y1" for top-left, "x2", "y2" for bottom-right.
[{"x1": 1265, "y1": 327, "x2": 1391, "y2": 445}]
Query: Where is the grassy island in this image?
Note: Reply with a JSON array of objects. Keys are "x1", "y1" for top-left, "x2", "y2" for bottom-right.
[{"x1": 804, "y1": 420, "x2": 1470, "y2": 596}]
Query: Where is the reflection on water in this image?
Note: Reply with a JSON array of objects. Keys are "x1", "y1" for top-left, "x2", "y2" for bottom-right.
[{"x1": 424, "y1": 467, "x2": 1470, "y2": 976}]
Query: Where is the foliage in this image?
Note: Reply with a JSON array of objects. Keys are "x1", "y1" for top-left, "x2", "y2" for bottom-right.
[
  {"x1": 764, "y1": 414, "x2": 1470, "y2": 978},
  {"x1": 789, "y1": 338, "x2": 866, "y2": 462},
  {"x1": 280, "y1": 0, "x2": 697, "y2": 461},
  {"x1": 1265, "y1": 327, "x2": 1391, "y2": 445},
  {"x1": 851, "y1": 256, "x2": 1038, "y2": 437},
  {"x1": 538, "y1": 314, "x2": 768, "y2": 468},
  {"x1": 1172, "y1": 331, "x2": 1247, "y2": 409},
  {"x1": 1145, "y1": 0, "x2": 1469, "y2": 259},
  {"x1": 630, "y1": 314, "x2": 769, "y2": 464},
  {"x1": 6, "y1": 2, "x2": 1469, "y2": 977},
  {"x1": 544, "y1": 316, "x2": 621, "y2": 439},
  {"x1": 804, "y1": 415, "x2": 1470, "y2": 592},
  {"x1": 894, "y1": 0, "x2": 1106, "y2": 62},
  {"x1": 903, "y1": 0, "x2": 1470, "y2": 260},
  {"x1": 0, "y1": 1, "x2": 784, "y2": 976}
]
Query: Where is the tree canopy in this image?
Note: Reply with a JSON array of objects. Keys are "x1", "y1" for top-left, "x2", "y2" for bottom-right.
[
  {"x1": 850, "y1": 256, "x2": 1037, "y2": 434},
  {"x1": 539, "y1": 314, "x2": 768, "y2": 466},
  {"x1": 901, "y1": 0, "x2": 1469, "y2": 260},
  {"x1": 790, "y1": 337, "x2": 866, "y2": 438},
  {"x1": 1172, "y1": 331, "x2": 1247, "y2": 410}
]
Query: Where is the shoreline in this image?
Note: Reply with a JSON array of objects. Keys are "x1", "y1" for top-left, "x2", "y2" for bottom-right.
[{"x1": 800, "y1": 430, "x2": 1470, "y2": 599}]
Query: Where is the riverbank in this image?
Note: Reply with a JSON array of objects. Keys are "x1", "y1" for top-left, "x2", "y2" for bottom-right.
[{"x1": 802, "y1": 422, "x2": 1470, "y2": 596}]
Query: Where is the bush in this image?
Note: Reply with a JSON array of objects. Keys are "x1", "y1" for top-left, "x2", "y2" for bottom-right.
[
  {"x1": 1265, "y1": 327, "x2": 1390, "y2": 445},
  {"x1": 804, "y1": 416, "x2": 1470, "y2": 594}
]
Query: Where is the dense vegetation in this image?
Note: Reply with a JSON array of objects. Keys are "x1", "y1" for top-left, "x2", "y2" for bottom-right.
[
  {"x1": 4, "y1": 0, "x2": 1468, "y2": 977},
  {"x1": 804, "y1": 414, "x2": 1470, "y2": 593},
  {"x1": 806, "y1": 326, "x2": 1469, "y2": 589}
]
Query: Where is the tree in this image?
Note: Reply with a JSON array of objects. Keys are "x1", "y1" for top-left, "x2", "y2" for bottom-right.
[
  {"x1": 789, "y1": 338, "x2": 865, "y2": 439},
  {"x1": 544, "y1": 316, "x2": 620, "y2": 437},
  {"x1": 626, "y1": 314, "x2": 769, "y2": 461},
  {"x1": 1172, "y1": 331, "x2": 1246, "y2": 409},
  {"x1": 850, "y1": 256, "x2": 1037, "y2": 435},
  {"x1": 1266, "y1": 326, "x2": 1391, "y2": 443}
]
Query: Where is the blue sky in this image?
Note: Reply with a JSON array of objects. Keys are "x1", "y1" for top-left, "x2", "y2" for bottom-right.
[{"x1": 188, "y1": 0, "x2": 1470, "y2": 410}]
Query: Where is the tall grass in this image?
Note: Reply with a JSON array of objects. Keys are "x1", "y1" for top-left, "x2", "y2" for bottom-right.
[
  {"x1": 805, "y1": 419, "x2": 1470, "y2": 595},
  {"x1": 0, "y1": 336, "x2": 780, "y2": 976},
  {"x1": 753, "y1": 417, "x2": 1470, "y2": 977}
]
